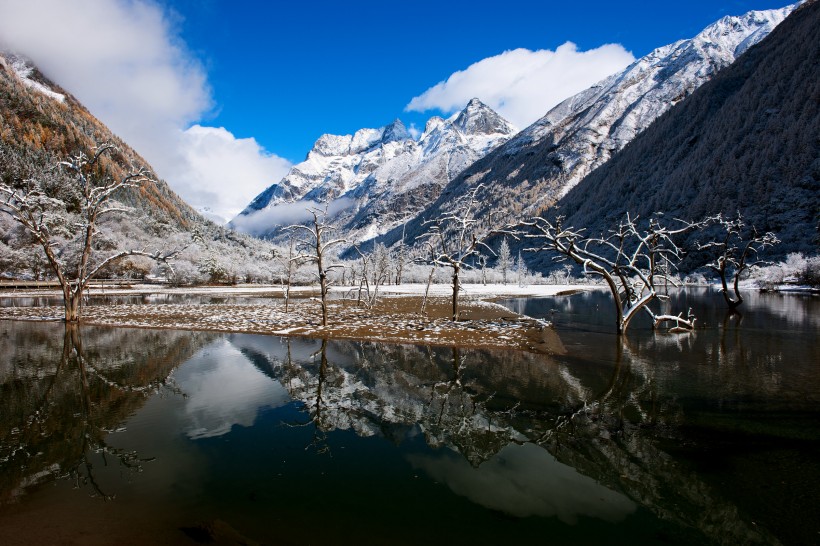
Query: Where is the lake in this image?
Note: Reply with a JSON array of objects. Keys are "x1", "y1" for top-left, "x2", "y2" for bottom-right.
[{"x1": 0, "y1": 288, "x2": 817, "y2": 545}]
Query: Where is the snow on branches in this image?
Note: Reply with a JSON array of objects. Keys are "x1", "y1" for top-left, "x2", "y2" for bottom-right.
[
  {"x1": 520, "y1": 213, "x2": 702, "y2": 335},
  {"x1": 416, "y1": 184, "x2": 505, "y2": 321},
  {"x1": 0, "y1": 143, "x2": 179, "y2": 321},
  {"x1": 285, "y1": 202, "x2": 346, "y2": 326},
  {"x1": 698, "y1": 212, "x2": 779, "y2": 309}
]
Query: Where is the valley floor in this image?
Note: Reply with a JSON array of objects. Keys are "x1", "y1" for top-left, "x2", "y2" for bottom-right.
[{"x1": 0, "y1": 283, "x2": 591, "y2": 354}]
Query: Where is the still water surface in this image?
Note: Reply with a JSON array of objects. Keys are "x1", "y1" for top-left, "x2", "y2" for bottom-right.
[{"x1": 0, "y1": 288, "x2": 817, "y2": 545}]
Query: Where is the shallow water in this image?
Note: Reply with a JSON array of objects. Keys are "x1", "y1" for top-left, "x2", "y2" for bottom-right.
[
  {"x1": 0, "y1": 288, "x2": 818, "y2": 545},
  {"x1": 0, "y1": 292, "x2": 283, "y2": 308}
]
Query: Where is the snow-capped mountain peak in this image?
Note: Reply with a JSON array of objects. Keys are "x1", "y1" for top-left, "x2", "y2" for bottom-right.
[
  {"x1": 381, "y1": 118, "x2": 411, "y2": 143},
  {"x1": 422, "y1": 116, "x2": 446, "y2": 139},
  {"x1": 307, "y1": 118, "x2": 413, "y2": 160},
  {"x1": 447, "y1": 2, "x2": 798, "y2": 224},
  {"x1": 453, "y1": 98, "x2": 516, "y2": 136},
  {"x1": 232, "y1": 100, "x2": 517, "y2": 240}
]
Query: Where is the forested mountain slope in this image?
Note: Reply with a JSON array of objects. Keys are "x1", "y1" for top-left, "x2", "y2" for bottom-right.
[
  {"x1": 370, "y1": 4, "x2": 794, "y2": 252},
  {"x1": 0, "y1": 53, "x2": 198, "y2": 229},
  {"x1": 0, "y1": 52, "x2": 276, "y2": 283},
  {"x1": 547, "y1": 0, "x2": 819, "y2": 267}
]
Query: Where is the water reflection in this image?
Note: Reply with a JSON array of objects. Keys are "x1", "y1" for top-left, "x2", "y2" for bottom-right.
[
  {"x1": 407, "y1": 443, "x2": 636, "y2": 523},
  {"x1": 1, "y1": 288, "x2": 818, "y2": 545},
  {"x1": 175, "y1": 339, "x2": 289, "y2": 439},
  {"x1": 0, "y1": 323, "x2": 215, "y2": 503},
  {"x1": 225, "y1": 333, "x2": 789, "y2": 543}
]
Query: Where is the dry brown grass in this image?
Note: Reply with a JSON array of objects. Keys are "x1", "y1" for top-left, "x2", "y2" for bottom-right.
[{"x1": 0, "y1": 294, "x2": 565, "y2": 354}]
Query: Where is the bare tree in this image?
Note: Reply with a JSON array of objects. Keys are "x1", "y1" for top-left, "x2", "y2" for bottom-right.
[
  {"x1": 413, "y1": 243, "x2": 438, "y2": 316},
  {"x1": 394, "y1": 215, "x2": 411, "y2": 285},
  {"x1": 0, "y1": 144, "x2": 176, "y2": 322},
  {"x1": 352, "y1": 243, "x2": 390, "y2": 309},
  {"x1": 371, "y1": 242, "x2": 391, "y2": 286},
  {"x1": 478, "y1": 255, "x2": 488, "y2": 285},
  {"x1": 698, "y1": 213, "x2": 779, "y2": 309},
  {"x1": 286, "y1": 204, "x2": 345, "y2": 326},
  {"x1": 278, "y1": 235, "x2": 297, "y2": 312},
  {"x1": 416, "y1": 185, "x2": 497, "y2": 321},
  {"x1": 497, "y1": 238, "x2": 512, "y2": 285},
  {"x1": 521, "y1": 213, "x2": 700, "y2": 335}
]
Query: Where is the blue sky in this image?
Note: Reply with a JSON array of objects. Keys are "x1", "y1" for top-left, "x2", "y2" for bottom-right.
[
  {"x1": 163, "y1": 0, "x2": 790, "y2": 162},
  {"x1": 0, "y1": 0, "x2": 793, "y2": 220}
]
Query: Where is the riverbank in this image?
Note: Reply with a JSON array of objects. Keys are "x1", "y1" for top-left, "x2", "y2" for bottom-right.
[{"x1": 0, "y1": 284, "x2": 589, "y2": 354}]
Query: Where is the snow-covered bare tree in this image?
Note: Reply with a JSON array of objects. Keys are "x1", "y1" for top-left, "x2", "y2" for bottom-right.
[
  {"x1": 516, "y1": 251, "x2": 528, "y2": 287},
  {"x1": 371, "y1": 242, "x2": 391, "y2": 286},
  {"x1": 698, "y1": 212, "x2": 779, "y2": 309},
  {"x1": 394, "y1": 216, "x2": 411, "y2": 285},
  {"x1": 478, "y1": 254, "x2": 488, "y2": 285},
  {"x1": 521, "y1": 213, "x2": 701, "y2": 335},
  {"x1": 0, "y1": 144, "x2": 177, "y2": 322},
  {"x1": 497, "y1": 238, "x2": 512, "y2": 285},
  {"x1": 416, "y1": 184, "x2": 498, "y2": 321},
  {"x1": 277, "y1": 235, "x2": 297, "y2": 312},
  {"x1": 286, "y1": 204, "x2": 345, "y2": 326},
  {"x1": 411, "y1": 243, "x2": 439, "y2": 316},
  {"x1": 352, "y1": 243, "x2": 390, "y2": 309}
]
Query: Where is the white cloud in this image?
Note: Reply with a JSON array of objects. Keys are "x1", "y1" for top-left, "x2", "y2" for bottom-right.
[
  {"x1": 230, "y1": 197, "x2": 355, "y2": 235},
  {"x1": 165, "y1": 126, "x2": 292, "y2": 222},
  {"x1": 408, "y1": 442, "x2": 636, "y2": 523},
  {"x1": 0, "y1": 0, "x2": 289, "y2": 222},
  {"x1": 406, "y1": 42, "x2": 635, "y2": 128},
  {"x1": 175, "y1": 339, "x2": 290, "y2": 439},
  {"x1": 407, "y1": 123, "x2": 421, "y2": 140}
]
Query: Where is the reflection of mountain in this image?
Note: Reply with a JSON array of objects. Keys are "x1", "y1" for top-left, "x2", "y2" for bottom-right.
[
  {"x1": 228, "y1": 334, "x2": 778, "y2": 544},
  {"x1": 229, "y1": 335, "x2": 580, "y2": 463},
  {"x1": 0, "y1": 323, "x2": 216, "y2": 504}
]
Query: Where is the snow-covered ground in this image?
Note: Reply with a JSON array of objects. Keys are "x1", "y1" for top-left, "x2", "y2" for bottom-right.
[
  {"x1": 377, "y1": 283, "x2": 591, "y2": 298},
  {"x1": 0, "y1": 283, "x2": 588, "y2": 353},
  {"x1": 0, "y1": 282, "x2": 594, "y2": 299}
]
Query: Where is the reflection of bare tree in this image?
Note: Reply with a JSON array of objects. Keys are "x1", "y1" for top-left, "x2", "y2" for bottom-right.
[
  {"x1": 266, "y1": 339, "x2": 528, "y2": 462},
  {"x1": 279, "y1": 338, "x2": 378, "y2": 454},
  {"x1": 294, "y1": 339, "x2": 332, "y2": 454},
  {"x1": 238, "y1": 333, "x2": 780, "y2": 544},
  {"x1": 65, "y1": 325, "x2": 158, "y2": 500},
  {"x1": 533, "y1": 336, "x2": 780, "y2": 545},
  {"x1": 423, "y1": 347, "x2": 522, "y2": 467},
  {"x1": 0, "y1": 323, "x2": 211, "y2": 504}
]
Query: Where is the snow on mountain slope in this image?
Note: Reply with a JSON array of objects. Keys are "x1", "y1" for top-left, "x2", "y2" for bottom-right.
[
  {"x1": 549, "y1": 0, "x2": 820, "y2": 264},
  {"x1": 231, "y1": 98, "x2": 516, "y2": 242},
  {"x1": 0, "y1": 53, "x2": 66, "y2": 102},
  {"x1": 511, "y1": 3, "x2": 797, "y2": 205},
  {"x1": 380, "y1": 3, "x2": 797, "y2": 248}
]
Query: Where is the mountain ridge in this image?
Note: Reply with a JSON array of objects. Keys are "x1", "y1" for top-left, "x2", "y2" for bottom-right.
[
  {"x1": 544, "y1": 0, "x2": 819, "y2": 267},
  {"x1": 368, "y1": 4, "x2": 795, "y2": 252},
  {"x1": 232, "y1": 98, "x2": 517, "y2": 242}
]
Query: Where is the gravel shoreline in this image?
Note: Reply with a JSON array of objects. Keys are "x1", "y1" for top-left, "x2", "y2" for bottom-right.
[{"x1": 0, "y1": 293, "x2": 568, "y2": 354}]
